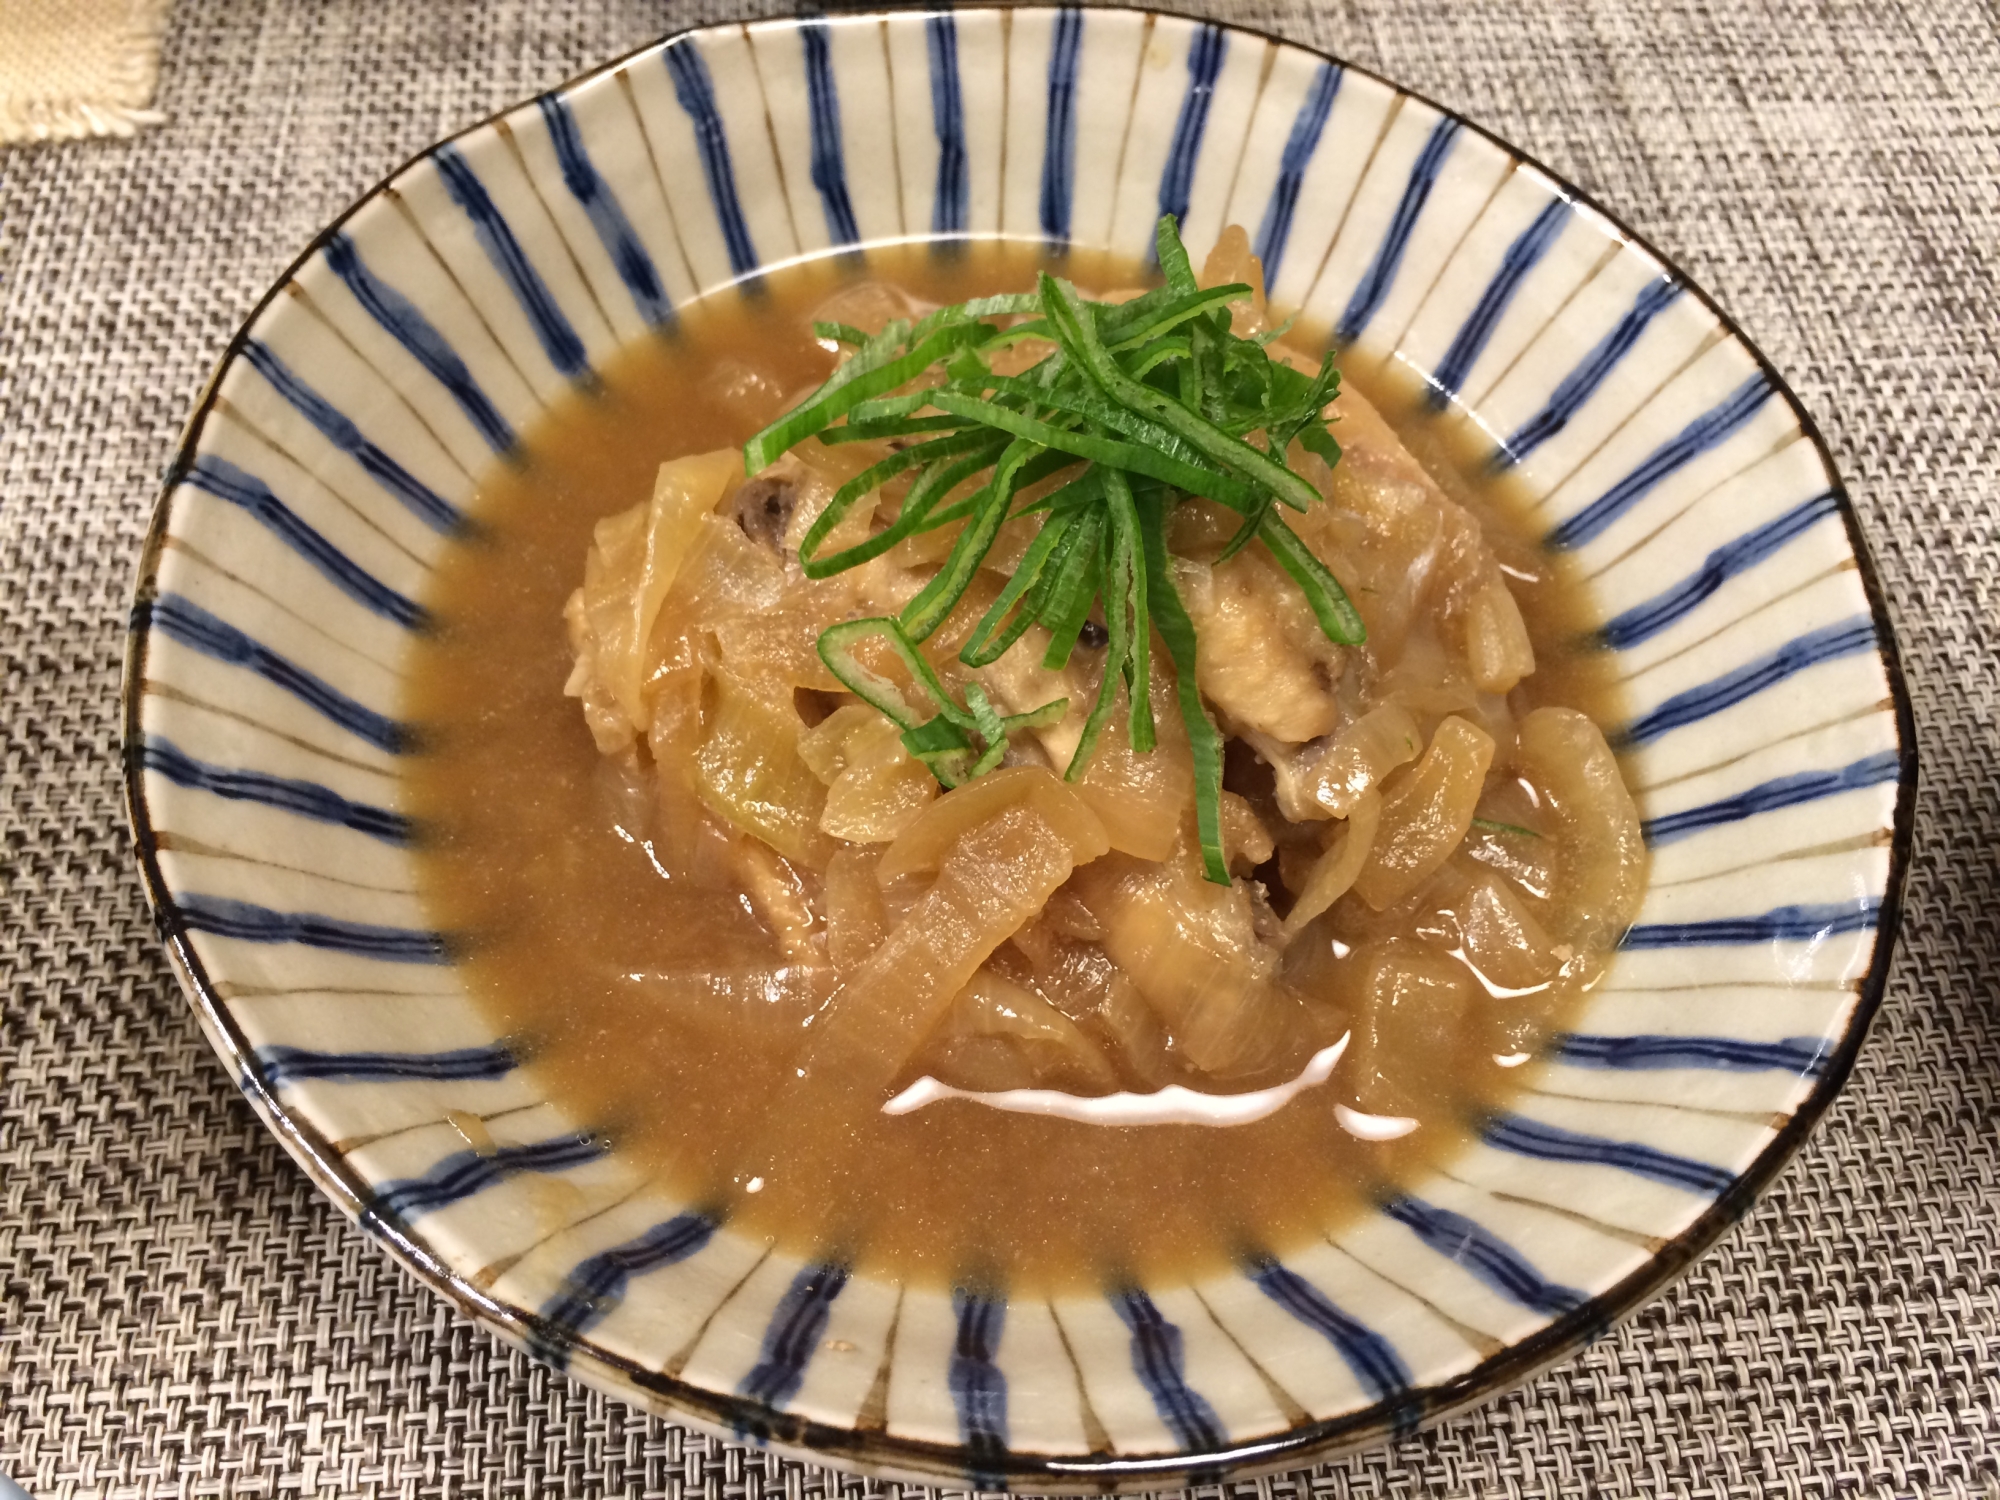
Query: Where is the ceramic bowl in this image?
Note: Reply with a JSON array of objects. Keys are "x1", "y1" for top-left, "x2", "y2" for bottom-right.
[{"x1": 123, "y1": 7, "x2": 1915, "y2": 1489}]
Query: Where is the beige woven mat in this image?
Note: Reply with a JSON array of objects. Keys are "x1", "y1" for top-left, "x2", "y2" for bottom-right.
[
  {"x1": 2, "y1": 1, "x2": 1996, "y2": 1496},
  {"x1": 0, "y1": 0, "x2": 171, "y2": 146}
]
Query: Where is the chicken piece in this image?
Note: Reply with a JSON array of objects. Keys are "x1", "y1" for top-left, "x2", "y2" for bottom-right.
[
  {"x1": 973, "y1": 624, "x2": 1086, "y2": 768},
  {"x1": 1294, "y1": 382, "x2": 1525, "y2": 685},
  {"x1": 1177, "y1": 546, "x2": 1346, "y2": 743}
]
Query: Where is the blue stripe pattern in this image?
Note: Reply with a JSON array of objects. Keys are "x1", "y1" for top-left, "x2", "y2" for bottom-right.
[
  {"x1": 140, "y1": 594, "x2": 407, "y2": 755},
  {"x1": 1112, "y1": 1291, "x2": 1226, "y2": 1451},
  {"x1": 664, "y1": 42, "x2": 760, "y2": 277},
  {"x1": 1622, "y1": 899, "x2": 1882, "y2": 949},
  {"x1": 372, "y1": 1131, "x2": 607, "y2": 1223},
  {"x1": 1425, "y1": 196, "x2": 1571, "y2": 411},
  {"x1": 925, "y1": 14, "x2": 967, "y2": 235},
  {"x1": 1038, "y1": 9, "x2": 1084, "y2": 243},
  {"x1": 321, "y1": 230, "x2": 517, "y2": 455},
  {"x1": 1618, "y1": 617, "x2": 1878, "y2": 747},
  {"x1": 182, "y1": 454, "x2": 426, "y2": 630},
  {"x1": 535, "y1": 94, "x2": 672, "y2": 327},
  {"x1": 799, "y1": 23, "x2": 860, "y2": 247},
  {"x1": 1555, "y1": 1033, "x2": 1830, "y2": 1074},
  {"x1": 1380, "y1": 1197, "x2": 1586, "y2": 1317},
  {"x1": 172, "y1": 893, "x2": 448, "y2": 963},
  {"x1": 239, "y1": 341, "x2": 462, "y2": 533},
  {"x1": 531, "y1": 1211, "x2": 718, "y2": 1368},
  {"x1": 1482, "y1": 1114, "x2": 1736, "y2": 1195},
  {"x1": 1252, "y1": 63, "x2": 1340, "y2": 288},
  {"x1": 949, "y1": 1291, "x2": 1009, "y2": 1478},
  {"x1": 257, "y1": 1042, "x2": 516, "y2": 1086},
  {"x1": 1495, "y1": 276, "x2": 1682, "y2": 470},
  {"x1": 1643, "y1": 751, "x2": 1901, "y2": 845},
  {"x1": 1599, "y1": 490, "x2": 1843, "y2": 650},
  {"x1": 433, "y1": 143, "x2": 590, "y2": 380},
  {"x1": 1155, "y1": 25, "x2": 1228, "y2": 236},
  {"x1": 738, "y1": 1262, "x2": 850, "y2": 1411},
  {"x1": 1248, "y1": 1259, "x2": 1410, "y2": 1406},
  {"x1": 1336, "y1": 116, "x2": 1462, "y2": 345},
  {"x1": 141, "y1": 736, "x2": 410, "y2": 843},
  {"x1": 1546, "y1": 373, "x2": 1777, "y2": 551}
]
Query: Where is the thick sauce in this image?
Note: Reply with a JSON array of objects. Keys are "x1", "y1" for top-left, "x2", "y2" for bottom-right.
[{"x1": 404, "y1": 243, "x2": 1634, "y2": 1293}]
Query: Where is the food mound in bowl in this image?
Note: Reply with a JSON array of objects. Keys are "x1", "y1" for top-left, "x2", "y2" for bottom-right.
[{"x1": 407, "y1": 219, "x2": 1645, "y2": 1289}]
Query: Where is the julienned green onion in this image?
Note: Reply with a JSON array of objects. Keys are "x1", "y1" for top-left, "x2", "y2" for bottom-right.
[
  {"x1": 747, "y1": 214, "x2": 1362, "y2": 884},
  {"x1": 816, "y1": 617, "x2": 1069, "y2": 789},
  {"x1": 1471, "y1": 817, "x2": 1543, "y2": 840}
]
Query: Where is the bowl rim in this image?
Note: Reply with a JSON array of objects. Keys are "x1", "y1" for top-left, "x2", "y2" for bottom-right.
[{"x1": 120, "y1": 3, "x2": 1919, "y2": 1488}]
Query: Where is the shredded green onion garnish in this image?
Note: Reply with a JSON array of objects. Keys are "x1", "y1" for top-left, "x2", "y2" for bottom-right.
[
  {"x1": 1470, "y1": 817, "x2": 1543, "y2": 840},
  {"x1": 747, "y1": 214, "x2": 1362, "y2": 883}
]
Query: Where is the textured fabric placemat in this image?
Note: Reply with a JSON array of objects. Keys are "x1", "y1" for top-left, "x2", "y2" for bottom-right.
[
  {"x1": 0, "y1": 0, "x2": 171, "y2": 146},
  {"x1": 1, "y1": 1, "x2": 1994, "y2": 1496}
]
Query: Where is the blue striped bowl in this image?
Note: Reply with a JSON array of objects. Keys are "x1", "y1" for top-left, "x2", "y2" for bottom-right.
[{"x1": 123, "y1": 7, "x2": 1915, "y2": 1488}]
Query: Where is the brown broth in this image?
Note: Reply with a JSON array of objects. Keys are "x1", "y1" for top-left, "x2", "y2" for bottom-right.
[{"x1": 403, "y1": 242, "x2": 1631, "y2": 1294}]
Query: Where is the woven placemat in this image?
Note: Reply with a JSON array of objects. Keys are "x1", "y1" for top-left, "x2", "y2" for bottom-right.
[
  {"x1": 2, "y1": 1, "x2": 1994, "y2": 1496},
  {"x1": 0, "y1": 0, "x2": 171, "y2": 146}
]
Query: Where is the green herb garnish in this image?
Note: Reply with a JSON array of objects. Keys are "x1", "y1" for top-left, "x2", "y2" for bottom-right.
[
  {"x1": 748, "y1": 215, "x2": 1361, "y2": 883},
  {"x1": 816, "y1": 617, "x2": 1069, "y2": 788},
  {"x1": 1471, "y1": 817, "x2": 1543, "y2": 840}
]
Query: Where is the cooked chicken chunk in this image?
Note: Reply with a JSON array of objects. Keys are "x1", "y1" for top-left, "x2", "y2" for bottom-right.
[{"x1": 1178, "y1": 545, "x2": 1345, "y2": 743}]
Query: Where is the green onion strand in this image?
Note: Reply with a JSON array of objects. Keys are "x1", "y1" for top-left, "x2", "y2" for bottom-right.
[
  {"x1": 925, "y1": 387, "x2": 1259, "y2": 513},
  {"x1": 748, "y1": 213, "x2": 1358, "y2": 882},
  {"x1": 1040, "y1": 274, "x2": 1321, "y2": 515},
  {"x1": 1136, "y1": 490, "x2": 1229, "y2": 883},
  {"x1": 1104, "y1": 284, "x2": 1251, "y2": 350},
  {"x1": 743, "y1": 319, "x2": 992, "y2": 472},
  {"x1": 1102, "y1": 468, "x2": 1155, "y2": 754},
  {"x1": 796, "y1": 430, "x2": 1000, "y2": 577},
  {"x1": 1065, "y1": 499, "x2": 1136, "y2": 779},
  {"x1": 1155, "y1": 214, "x2": 1201, "y2": 296},
  {"x1": 1039, "y1": 508, "x2": 1106, "y2": 671},
  {"x1": 813, "y1": 320, "x2": 873, "y2": 348},
  {"x1": 899, "y1": 439, "x2": 1041, "y2": 641},
  {"x1": 959, "y1": 502, "x2": 1084, "y2": 666},
  {"x1": 1258, "y1": 511, "x2": 1367, "y2": 645}
]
